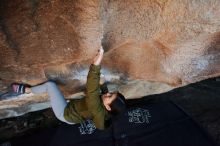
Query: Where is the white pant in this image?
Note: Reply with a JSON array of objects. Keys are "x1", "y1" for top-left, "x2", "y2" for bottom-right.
[{"x1": 31, "y1": 81, "x2": 74, "y2": 124}]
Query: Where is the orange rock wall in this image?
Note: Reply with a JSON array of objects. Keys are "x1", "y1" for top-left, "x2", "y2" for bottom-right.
[{"x1": 0, "y1": 0, "x2": 220, "y2": 93}]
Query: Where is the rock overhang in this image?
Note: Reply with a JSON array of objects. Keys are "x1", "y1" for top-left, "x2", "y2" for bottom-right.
[{"x1": 0, "y1": 0, "x2": 220, "y2": 119}]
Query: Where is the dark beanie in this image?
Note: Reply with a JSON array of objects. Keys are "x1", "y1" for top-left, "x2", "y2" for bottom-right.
[{"x1": 100, "y1": 82, "x2": 119, "y2": 95}]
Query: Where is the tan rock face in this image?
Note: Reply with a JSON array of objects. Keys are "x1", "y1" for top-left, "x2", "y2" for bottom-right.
[{"x1": 0, "y1": 0, "x2": 220, "y2": 118}]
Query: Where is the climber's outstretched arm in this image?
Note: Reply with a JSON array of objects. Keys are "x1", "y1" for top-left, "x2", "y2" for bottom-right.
[{"x1": 85, "y1": 47, "x2": 106, "y2": 129}]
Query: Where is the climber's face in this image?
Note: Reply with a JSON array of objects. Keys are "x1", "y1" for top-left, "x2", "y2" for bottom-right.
[{"x1": 101, "y1": 92, "x2": 118, "y2": 111}]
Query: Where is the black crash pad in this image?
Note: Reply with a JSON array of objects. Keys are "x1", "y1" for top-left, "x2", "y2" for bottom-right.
[{"x1": 9, "y1": 101, "x2": 218, "y2": 146}]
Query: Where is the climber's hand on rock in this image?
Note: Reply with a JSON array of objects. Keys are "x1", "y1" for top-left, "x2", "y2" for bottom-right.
[
  {"x1": 93, "y1": 46, "x2": 104, "y2": 66},
  {"x1": 99, "y1": 46, "x2": 104, "y2": 55}
]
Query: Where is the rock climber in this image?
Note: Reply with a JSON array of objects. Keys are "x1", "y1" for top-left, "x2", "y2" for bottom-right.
[{"x1": 11, "y1": 47, "x2": 126, "y2": 130}]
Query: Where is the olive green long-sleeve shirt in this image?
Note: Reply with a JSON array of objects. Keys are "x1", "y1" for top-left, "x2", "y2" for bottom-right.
[{"x1": 64, "y1": 64, "x2": 108, "y2": 130}]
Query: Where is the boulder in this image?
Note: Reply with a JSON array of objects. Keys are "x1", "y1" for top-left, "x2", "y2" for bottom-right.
[{"x1": 0, "y1": 0, "x2": 219, "y2": 119}]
